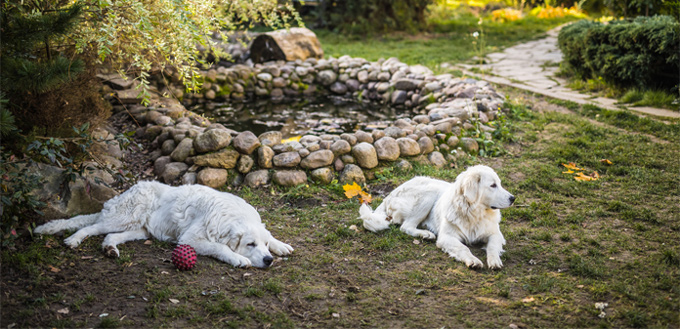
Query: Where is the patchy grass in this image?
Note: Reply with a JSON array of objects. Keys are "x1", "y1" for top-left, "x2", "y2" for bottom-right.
[
  {"x1": 2, "y1": 95, "x2": 679, "y2": 328},
  {"x1": 558, "y1": 68, "x2": 679, "y2": 111}
]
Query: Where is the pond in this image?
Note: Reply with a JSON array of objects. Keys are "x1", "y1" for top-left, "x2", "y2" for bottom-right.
[{"x1": 189, "y1": 96, "x2": 421, "y2": 138}]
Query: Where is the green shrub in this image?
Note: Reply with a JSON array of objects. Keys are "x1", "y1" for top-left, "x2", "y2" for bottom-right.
[
  {"x1": 316, "y1": 0, "x2": 432, "y2": 34},
  {"x1": 558, "y1": 16, "x2": 679, "y2": 91}
]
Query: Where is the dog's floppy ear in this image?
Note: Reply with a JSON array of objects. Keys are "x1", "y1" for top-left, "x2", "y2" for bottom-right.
[
  {"x1": 226, "y1": 228, "x2": 243, "y2": 250},
  {"x1": 461, "y1": 171, "x2": 481, "y2": 204}
]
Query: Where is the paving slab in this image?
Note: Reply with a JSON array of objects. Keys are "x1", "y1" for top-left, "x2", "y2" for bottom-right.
[{"x1": 458, "y1": 26, "x2": 679, "y2": 118}]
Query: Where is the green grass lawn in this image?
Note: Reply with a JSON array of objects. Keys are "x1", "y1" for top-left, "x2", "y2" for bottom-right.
[
  {"x1": 2, "y1": 91, "x2": 678, "y2": 328},
  {"x1": 316, "y1": 15, "x2": 580, "y2": 69}
]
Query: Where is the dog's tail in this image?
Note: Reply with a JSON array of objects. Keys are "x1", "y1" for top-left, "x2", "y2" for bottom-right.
[
  {"x1": 359, "y1": 203, "x2": 391, "y2": 232},
  {"x1": 34, "y1": 214, "x2": 99, "y2": 235}
]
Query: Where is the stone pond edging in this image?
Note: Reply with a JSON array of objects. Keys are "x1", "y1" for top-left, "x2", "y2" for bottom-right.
[{"x1": 104, "y1": 56, "x2": 509, "y2": 189}]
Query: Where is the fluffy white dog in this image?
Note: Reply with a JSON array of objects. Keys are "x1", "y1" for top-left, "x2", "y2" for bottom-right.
[
  {"x1": 34, "y1": 181, "x2": 293, "y2": 268},
  {"x1": 360, "y1": 165, "x2": 514, "y2": 269}
]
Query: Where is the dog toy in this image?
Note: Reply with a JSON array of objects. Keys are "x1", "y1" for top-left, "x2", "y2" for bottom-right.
[{"x1": 171, "y1": 244, "x2": 197, "y2": 270}]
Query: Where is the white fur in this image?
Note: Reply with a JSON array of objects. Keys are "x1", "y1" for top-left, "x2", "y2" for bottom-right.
[
  {"x1": 359, "y1": 165, "x2": 515, "y2": 269},
  {"x1": 34, "y1": 181, "x2": 293, "y2": 268}
]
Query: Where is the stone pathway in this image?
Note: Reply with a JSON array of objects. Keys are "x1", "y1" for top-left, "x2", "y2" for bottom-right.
[{"x1": 457, "y1": 26, "x2": 680, "y2": 119}]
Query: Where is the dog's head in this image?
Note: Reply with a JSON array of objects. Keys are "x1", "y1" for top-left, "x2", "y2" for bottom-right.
[
  {"x1": 458, "y1": 165, "x2": 515, "y2": 210},
  {"x1": 226, "y1": 221, "x2": 275, "y2": 269}
]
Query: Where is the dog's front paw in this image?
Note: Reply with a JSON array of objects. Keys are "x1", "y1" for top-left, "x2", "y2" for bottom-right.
[
  {"x1": 270, "y1": 240, "x2": 294, "y2": 256},
  {"x1": 487, "y1": 255, "x2": 503, "y2": 269},
  {"x1": 232, "y1": 255, "x2": 252, "y2": 268},
  {"x1": 465, "y1": 256, "x2": 484, "y2": 268},
  {"x1": 104, "y1": 245, "x2": 120, "y2": 258},
  {"x1": 64, "y1": 235, "x2": 81, "y2": 249},
  {"x1": 417, "y1": 231, "x2": 437, "y2": 240}
]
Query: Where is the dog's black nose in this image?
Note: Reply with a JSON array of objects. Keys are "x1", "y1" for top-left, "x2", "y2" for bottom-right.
[
  {"x1": 263, "y1": 256, "x2": 274, "y2": 267},
  {"x1": 509, "y1": 195, "x2": 516, "y2": 204}
]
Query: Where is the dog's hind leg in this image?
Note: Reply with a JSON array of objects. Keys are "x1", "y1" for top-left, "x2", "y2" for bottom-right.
[
  {"x1": 102, "y1": 229, "x2": 150, "y2": 258},
  {"x1": 63, "y1": 222, "x2": 126, "y2": 249},
  {"x1": 398, "y1": 217, "x2": 436, "y2": 240},
  {"x1": 34, "y1": 214, "x2": 100, "y2": 235}
]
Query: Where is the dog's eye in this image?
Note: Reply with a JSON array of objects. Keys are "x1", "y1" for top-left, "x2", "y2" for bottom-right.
[
  {"x1": 491, "y1": 183, "x2": 497, "y2": 188},
  {"x1": 247, "y1": 242, "x2": 256, "y2": 247}
]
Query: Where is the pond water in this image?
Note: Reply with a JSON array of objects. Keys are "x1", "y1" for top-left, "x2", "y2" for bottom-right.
[{"x1": 189, "y1": 96, "x2": 420, "y2": 138}]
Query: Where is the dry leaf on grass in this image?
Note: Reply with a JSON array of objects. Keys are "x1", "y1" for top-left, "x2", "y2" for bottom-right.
[
  {"x1": 562, "y1": 162, "x2": 584, "y2": 171},
  {"x1": 342, "y1": 182, "x2": 372, "y2": 204},
  {"x1": 574, "y1": 172, "x2": 599, "y2": 181}
]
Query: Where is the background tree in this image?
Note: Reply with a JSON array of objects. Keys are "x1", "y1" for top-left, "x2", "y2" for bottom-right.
[{"x1": 315, "y1": 0, "x2": 433, "y2": 34}]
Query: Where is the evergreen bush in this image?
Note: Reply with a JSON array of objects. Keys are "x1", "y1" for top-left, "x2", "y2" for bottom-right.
[
  {"x1": 0, "y1": 2, "x2": 110, "y2": 135},
  {"x1": 558, "y1": 16, "x2": 679, "y2": 91}
]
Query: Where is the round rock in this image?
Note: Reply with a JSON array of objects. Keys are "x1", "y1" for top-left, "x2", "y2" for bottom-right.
[
  {"x1": 244, "y1": 170, "x2": 271, "y2": 188},
  {"x1": 330, "y1": 140, "x2": 351, "y2": 156},
  {"x1": 258, "y1": 131, "x2": 282, "y2": 147},
  {"x1": 311, "y1": 167, "x2": 334, "y2": 184},
  {"x1": 352, "y1": 142, "x2": 378, "y2": 169},
  {"x1": 272, "y1": 170, "x2": 307, "y2": 187},
  {"x1": 339, "y1": 164, "x2": 366, "y2": 185},
  {"x1": 354, "y1": 130, "x2": 373, "y2": 144},
  {"x1": 418, "y1": 137, "x2": 435, "y2": 154},
  {"x1": 233, "y1": 131, "x2": 261, "y2": 155},
  {"x1": 460, "y1": 137, "x2": 479, "y2": 154},
  {"x1": 397, "y1": 137, "x2": 421, "y2": 156},
  {"x1": 300, "y1": 149, "x2": 334, "y2": 169},
  {"x1": 273, "y1": 151, "x2": 302, "y2": 168},
  {"x1": 197, "y1": 168, "x2": 228, "y2": 188},
  {"x1": 237, "y1": 155, "x2": 254, "y2": 173},
  {"x1": 374, "y1": 137, "x2": 400, "y2": 161},
  {"x1": 192, "y1": 148, "x2": 240, "y2": 169},
  {"x1": 161, "y1": 162, "x2": 189, "y2": 184},
  {"x1": 170, "y1": 138, "x2": 194, "y2": 162},
  {"x1": 257, "y1": 145, "x2": 275, "y2": 169},
  {"x1": 193, "y1": 129, "x2": 232, "y2": 154},
  {"x1": 427, "y1": 151, "x2": 447, "y2": 168}
]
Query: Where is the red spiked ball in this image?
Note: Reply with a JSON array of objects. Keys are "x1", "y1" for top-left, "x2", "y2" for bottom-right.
[{"x1": 171, "y1": 244, "x2": 197, "y2": 270}]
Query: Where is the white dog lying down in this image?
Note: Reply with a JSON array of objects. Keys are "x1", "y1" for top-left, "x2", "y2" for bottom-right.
[
  {"x1": 34, "y1": 181, "x2": 293, "y2": 268},
  {"x1": 360, "y1": 165, "x2": 514, "y2": 269}
]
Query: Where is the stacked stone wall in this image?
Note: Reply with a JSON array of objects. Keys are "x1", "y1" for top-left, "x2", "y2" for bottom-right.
[{"x1": 107, "y1": 56, "x2": 508, "y2": 188}]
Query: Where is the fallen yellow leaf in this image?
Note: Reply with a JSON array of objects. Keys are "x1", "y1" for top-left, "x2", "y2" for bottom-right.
[
  {"x1": 281, "y1": 135, "x2": 302, "y2": 144},
  {"x1": 562, "y1": 162, "x2": 584, "y2": 171},
  {"x1": 574, "y1": 172, "x2": 596, "y2": 181},
  {"x1": 600, "y1": 159, "x2": 613, "y2": 165},
  {"x1": 343, "y1": 182, "x2": 372, "y2": 204},
  {"x1": 562, "y1": 170, "x2": 574, "y2": 174},
  {"x1": 343, "y1": 182, "x2": 362, "y2": 199},
  {"x1": 358, "y1": 192, "x2": 372, "y2": 204}
]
